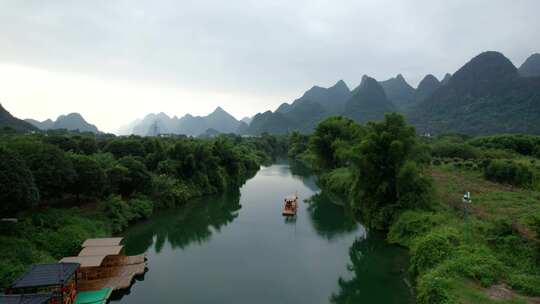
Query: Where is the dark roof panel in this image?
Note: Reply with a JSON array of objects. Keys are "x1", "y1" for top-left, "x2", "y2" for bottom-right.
[
  {"x1": 10, "y1": 263, "x2": 79, "y2": 289},
  {"x1": 0, "y1": 293, "x2": 53, "y2": 304}
]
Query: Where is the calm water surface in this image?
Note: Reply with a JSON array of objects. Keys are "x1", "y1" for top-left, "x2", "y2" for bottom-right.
[{"x1": 112, "y1": 163, "x2": 413, "y2": 304}]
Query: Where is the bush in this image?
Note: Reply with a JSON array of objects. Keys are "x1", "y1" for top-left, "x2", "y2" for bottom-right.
[
  {"x1": 416, "y1": 269, "x2": 455, "y2": 304},
  {"x1": 129, "y1": 197, "x2": 153, "y2": 220},
  {"x1": 508, "y1": 273, "x2": 540, "y2": 296},
  {"x1": 444, "y1": 245, "x2": 504, "y2": 286},
  {"x1": 469, "y1": 134, "x2": 540, "y2": 156},
  {"x1": 431, "y1": 142, "x2": 479, "y2": 160},
  {"x1": 534, "y1": 145, "x2": 540, "y2": 158},
  {"x1": 483, "y1": 160, "x2": 534, "y2": 187},
  {"x1": 102, "y1": 195, "x2": 133, "y2": 232},
  {"x1": 410, "y1": 228, "x2": 459, "y2": 275},
  {"x1": 317, "y1": 167, "x2": 354, "y2": 200},
  {"x1": 388, "y1": 211, "x2": 445, "y2": 247},
  {"x1": 532, "y1": 212, "x2": 540, "y2": 236}
]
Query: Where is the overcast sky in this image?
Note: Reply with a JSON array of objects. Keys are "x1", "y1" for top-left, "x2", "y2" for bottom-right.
[{"x1": 1, "y1": 0, "x2": 539, "y2": 133}]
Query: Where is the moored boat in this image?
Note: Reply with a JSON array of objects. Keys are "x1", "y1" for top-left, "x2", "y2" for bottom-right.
[{"x1": 282, "y1": 194, "x2": 298, "y2": 216}]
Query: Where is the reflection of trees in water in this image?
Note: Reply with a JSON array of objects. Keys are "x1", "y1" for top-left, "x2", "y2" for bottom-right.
[
  {"x1": 306, "y1": 192, "x2": 358, "y2": 240},
  {"x1": 289, "y1": 160, "x2": 319, "y2": 192},
  {"x1": 330, "y1": 233, "x2": 412, "y2": 304},
  {"x1": 122, "y1": 190, "x2": 242, "y2": 255}
]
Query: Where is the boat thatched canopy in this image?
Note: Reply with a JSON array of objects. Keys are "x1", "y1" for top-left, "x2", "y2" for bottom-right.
[
  {"x1": 79, "y1": 246, "x2": 123, "y2": 257},
  {"x1": 82, "y1": 238, "x2": 123, "y2": 247},
  {"x1": 59, "y1": 256, "x2": 107, "y2": 268}
]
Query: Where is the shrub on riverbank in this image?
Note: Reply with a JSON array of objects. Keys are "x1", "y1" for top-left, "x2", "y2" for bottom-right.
[{"x1": 317, "y1": 168, "x2": 353, "y2": 201}]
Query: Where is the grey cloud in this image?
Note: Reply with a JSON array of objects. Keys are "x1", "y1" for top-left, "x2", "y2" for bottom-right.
[{"x1": 1, "y1": 0, "x2": 539, "y2": 98}]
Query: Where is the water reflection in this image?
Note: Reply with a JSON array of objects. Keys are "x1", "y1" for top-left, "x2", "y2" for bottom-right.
[
  {"x1": 122, "y1": 190, "x2": 242, "y2": 255},
  {"x1": 306, "y1": 192, "x2": 359, "y2": 241},
  {"x1": 330, "y1": 233, "x2": 412, "y2": 304},
  {"x1": 289, "y1": 160, "x2": 319, "y2": 191},
  {"x1": 115, "y1": 163, "x2": 412, "y2": 304}
]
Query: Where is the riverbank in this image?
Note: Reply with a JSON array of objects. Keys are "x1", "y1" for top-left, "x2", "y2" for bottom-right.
[
  {"x1": 0, "y1": 132, "x2": 287, "y2": 290},
  {"x1": 0, "y1": 169, "x2": 258, "y2": 290},
  {"x1": 289, "y1": 116, "x2": 540, "y2": 304},
  {"x1": 309, "y1": 162, "x2": 540, "y2": 304}
]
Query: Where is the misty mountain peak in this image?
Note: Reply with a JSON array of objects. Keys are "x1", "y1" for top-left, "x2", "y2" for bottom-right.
[
  {"x1": 359, "y1": 75, "x2": 379, "y2": 89},
  {"x1": 212, "y1": 106, "x2": 226, "y2": 114},
  {"x1": 344, "y1": 75, "x2": 395, "y2": 123},
  {"x1": 330, "y1": 80, "x2": 350, "y2": 92},
  {"x1": 418, "y1": 74, "x2": 440, "y2": 88},
  {"x1": 378, "y1": 74, "x2": 414, "y2": 109},
  {"x1": 414, "y1": 74, "x2": 441, "y2": 102},
  {"x1": 442, "y1": 73, "x2": 452, "y2": 85},
  {"x1": 455, "y1": 51, "x2": 517, "y2": 82},
  {"x1": 519, "y1": 53, "x2": 540, "y2": 77}
]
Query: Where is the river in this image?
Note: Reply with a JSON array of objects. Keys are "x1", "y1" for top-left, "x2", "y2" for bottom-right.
[{"x1": 111, "y1": 162, "x2": 413, "y2": 304}]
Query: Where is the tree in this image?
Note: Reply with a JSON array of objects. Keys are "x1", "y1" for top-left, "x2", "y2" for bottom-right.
[
  {"x1": 310, "y1": 116, "x2": 364, "y2": 169},
  {"x1": 115, "y1": 156, "x2": 152, "y2": 196},
  {"x1": 288, "y1": 131, "x2": 309, "y2": 159},
  {"x1": 13, "y1": 143, "x2": 76, "y2": 199},
  {"x1": 351, "y1": 113, "x2": 431, "y2": 229},
  {"x1": 104, "y1": 139, "x2": 146, "y2": 158},
  {"x1": 77, "y1": 137, "x2": 98, "y2": 155},
  {"x1": 68, "y1": 153, "x2": 106, "y2": 200},
  {"x1": 0, "y1": 146, "x2": 39, "y2": 216}
]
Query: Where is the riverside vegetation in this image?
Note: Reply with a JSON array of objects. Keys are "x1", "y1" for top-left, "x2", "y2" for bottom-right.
[
  {"x1": 290, "y1": 115, "x2": 540, "y2": 304},
  {"x1": 0, "y1": 130, "x2": 286, "y2": 289}
]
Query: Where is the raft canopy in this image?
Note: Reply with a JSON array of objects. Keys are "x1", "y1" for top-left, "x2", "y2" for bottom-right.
[
  {"x1": 59, "y1": 256, "x2": 107, "y2": 268},
  {"x1": 10, "y1": 263, "x2": 79, "y2": 289},
  {"x1": 79, "y1": 245, "x2": 123, "y2": 257},
  {"x1": 0, "y1": 293, "x2": 54, "y2": 304},
  {"x1": 82, "y1": 237, "x2": 123, "y2": 247}
]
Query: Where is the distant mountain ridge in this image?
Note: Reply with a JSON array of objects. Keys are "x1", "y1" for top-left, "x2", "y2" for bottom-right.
[
  {"x1": 414, "y1": 74, "x2": 441, "y2": 103},
  {"x1": 344, "y1": 76, "x2": 396, "y2": 123},
  {"x1": 0, "y1": 103, "x2": 37, "y2": 132},
  {"x1": 378, "y1": 74, "x2": 415, "y2": 109},
  {"x1": 246, "y1": 80, "x2": 354, "y2": 134},
  {"x1": 6, "y1": 50, "x2": 539, "y2": 137},
  {"x1": 409, "y1": 51, "x2": 540, "y2": 135},
  {"x1": 246, "y1": 51, "x2": 540, "y2": 136},
  {"x1": 120, "y1": 107, "x2": 242, "y2": 136},
  {"x1": 26, "y1": 113, "x2": 100, "y2": 133},
  {"x1": 519, "y1": 53, "x2": 540, "y2": 77}
]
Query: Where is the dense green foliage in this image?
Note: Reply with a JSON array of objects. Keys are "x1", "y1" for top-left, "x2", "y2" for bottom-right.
[
  {"x1": 292, "y1": 116, "x2": 540, "y2": 303},
  {"x1": 309, "y1": 116, "x2": 363, "y2": 169},
  {"x1": 0, "y1": 147, "x2": 39, "y2": 216},
  {"x1": 350, "y1": 114, "x2": 432, "y2": 229},
  {"x1": 0, "y1": 131, "x2": 284, "y2": 289},
  {"x1": 0, "y1": 209, "x2": 109, "y2": 288},
  {"x1": 293, "y1": 113, "x2": 433, "y2": 229},
  {"x1": 468, "y1": 134, "x2": 540, "y2": 156},
  {"x1": 484, "y1": 160, "x2": 535, "y2": 187}
]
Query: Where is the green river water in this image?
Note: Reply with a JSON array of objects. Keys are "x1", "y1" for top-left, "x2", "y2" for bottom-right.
[{"x1": 111, "y1": 162, "x2": 413, "y2": 304}]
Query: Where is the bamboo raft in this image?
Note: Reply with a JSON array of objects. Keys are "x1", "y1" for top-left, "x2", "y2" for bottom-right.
[
  {"x1": 3, "y1": 237, "x2": 148, "y2": 303},
  {"x1": 77, "y1": 263, "x2": 146, "y2": 291},
  {"x1": 59, "y1": 238, "x2": 148, "y2": 292},
  {"x1": 282, "y1": 194, "x2": 298, "y2": 216}
]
